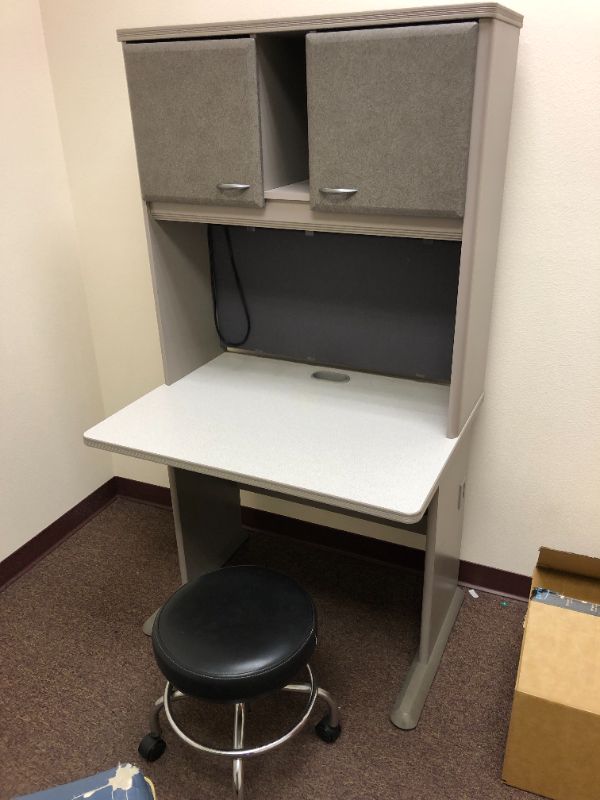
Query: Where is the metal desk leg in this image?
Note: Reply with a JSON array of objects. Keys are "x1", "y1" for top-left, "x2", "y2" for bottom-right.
[
  {"x1": 143, "y1": 466, "x2": 248, "y2": 636},
  {"x1": 142, "y1": 608, "x2": 159, "y2": 636},
  {"x1": 169, "y1": 467, "x2": 247, "y2": 582},
  {"x1": 390, "y1": 430, "x2": 470, "y2": 729}
]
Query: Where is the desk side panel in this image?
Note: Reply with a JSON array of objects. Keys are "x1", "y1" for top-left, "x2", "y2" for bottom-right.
[
  {"x1": 170, "y1": 466, "x2": 245, "y2": 583},
  {"x1": 144, "y1": 207, "x2": 222, "y2": 384},
  {"x1": 421, "y1": 423, "x2": 471, "y2": 659},
  {"x1": 448, "y1": 19, "x2": 520, "y2": 436}
]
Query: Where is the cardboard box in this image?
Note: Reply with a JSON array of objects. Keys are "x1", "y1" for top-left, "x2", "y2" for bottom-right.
[{"x1": 502, "y1": 548, "x2": 600, "y2": 800}]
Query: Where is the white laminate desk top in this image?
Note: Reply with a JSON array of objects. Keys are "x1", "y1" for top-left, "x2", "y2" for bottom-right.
[{"x1": 84, "y1": 353, "x2": 463, "y2": 524}]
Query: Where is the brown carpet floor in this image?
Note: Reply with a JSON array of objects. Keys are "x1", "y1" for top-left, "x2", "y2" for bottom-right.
[{"x1": 0, "y1": 498, "x2": 536, "y2": 800}]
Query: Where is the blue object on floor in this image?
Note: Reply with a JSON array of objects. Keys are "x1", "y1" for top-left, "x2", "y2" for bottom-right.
[{"x1": 14, "y1": 763, "x2": 155, "y2": 799}]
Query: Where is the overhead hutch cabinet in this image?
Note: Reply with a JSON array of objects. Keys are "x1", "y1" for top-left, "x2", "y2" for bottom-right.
[{"x1": 85, "y1": 4, "x2": 523, "y2": 730}]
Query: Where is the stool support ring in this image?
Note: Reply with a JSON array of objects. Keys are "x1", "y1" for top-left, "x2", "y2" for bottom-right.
[{"x1": 162, "y1": 663, "x2": 319, "y2": 759}]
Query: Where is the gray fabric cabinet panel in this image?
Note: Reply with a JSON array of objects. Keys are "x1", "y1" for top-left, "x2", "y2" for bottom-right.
[
  {"x1": 123, "y1": 39, "x2": 264, "y2": 207},
  {"x1": 306, "y1": 23, "x2": 478, "y2": 217}
]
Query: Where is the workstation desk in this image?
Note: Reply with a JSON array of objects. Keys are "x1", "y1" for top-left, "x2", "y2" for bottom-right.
[
  {"x1": 85, "y1": 3, "x2": 522, "y2": 731},
  {"x1": 85, "y1": 352, "x2": 475, "y2": 730}
]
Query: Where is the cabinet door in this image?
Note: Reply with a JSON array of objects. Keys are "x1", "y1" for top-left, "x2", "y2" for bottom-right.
[
  {"x1": 123, "y1": 39, "x2": 264, "y2": 207},
  {"x1": 306, "y1": 23, "x2": 478, "y2": 217}
]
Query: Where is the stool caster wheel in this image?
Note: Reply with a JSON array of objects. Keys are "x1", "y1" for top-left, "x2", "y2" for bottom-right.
[
  {"x1": 315, "y1": 716, "x2": 341, "y2": 743},
  {"x1": 138, "y1": 733, "x2": 166, "y2": 762}
]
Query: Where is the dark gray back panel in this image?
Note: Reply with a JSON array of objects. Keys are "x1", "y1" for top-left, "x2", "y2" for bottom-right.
[{"x1": 210, "y1": 226, "x2": 460, "y2": 382}]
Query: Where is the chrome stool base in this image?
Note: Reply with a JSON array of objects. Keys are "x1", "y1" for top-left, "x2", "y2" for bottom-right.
[{"x1": 138, "y1": 664, "x2": 341, "y2": 799}]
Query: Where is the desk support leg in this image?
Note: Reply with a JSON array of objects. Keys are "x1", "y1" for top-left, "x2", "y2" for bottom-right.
[
  {"x1": 142, "y1": 608, "x2": 159, "y2": 636},
  {"x1": 169, "y1": 467, "x2": 247, "y2": 583},
  {"x1": 389, "y1": 430, "x2": 470, "y2": 730},
  {"x1": 143, "y1": 467, "x2": 247, "y2": 635}
]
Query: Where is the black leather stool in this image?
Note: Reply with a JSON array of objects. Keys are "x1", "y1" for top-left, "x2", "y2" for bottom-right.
[{"x1": 138, "y1": 565, "x2": 341, "y2": 798}]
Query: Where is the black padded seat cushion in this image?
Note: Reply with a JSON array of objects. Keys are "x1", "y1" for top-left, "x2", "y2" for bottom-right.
[{"x1": 152, "y1": 566, "x2": 317, "y2": 703}]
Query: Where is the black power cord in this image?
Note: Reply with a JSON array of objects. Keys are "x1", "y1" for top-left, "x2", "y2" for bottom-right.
[{"x1": 207, "y1": 225, "x2": 251, "y2": 348}]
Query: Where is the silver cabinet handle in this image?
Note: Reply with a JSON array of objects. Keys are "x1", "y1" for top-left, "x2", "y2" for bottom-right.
[
  {"x1": 319, "y1": 187, "x2": 358, "y2": 196},
  {"x1": 217, "y1": 183, "x2": 250, "y2": 191}
]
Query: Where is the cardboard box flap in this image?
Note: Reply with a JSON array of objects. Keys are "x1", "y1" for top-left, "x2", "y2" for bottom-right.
[
  {"x1": 538, "y1": 547, "x2": 600, "y2": 580},
  {"x1": 533, "y1": 548, "x2": 600, "y2": 604},
  {"x1": 517, "y1": 601, "x2": 600, "y2": 715}
]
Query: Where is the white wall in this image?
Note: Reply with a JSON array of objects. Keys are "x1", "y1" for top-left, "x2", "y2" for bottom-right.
[
  {"x1": 0, "y1": 0, "x2": 112, "y2": 562},
  {"x1": 38, "y1": 0, "x2": 600, "y2": 576}
]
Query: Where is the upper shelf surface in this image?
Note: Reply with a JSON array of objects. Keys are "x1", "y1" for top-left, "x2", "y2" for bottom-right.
[
  {"x1": 84, "y1": 353, "x2": 464, "y2": 523},
  {"x1": 117, "y1": 4, "x2": 523, "y2": 41},
  {"x1": 264, "y1": 181, "x2": 310, "y2": 202}
]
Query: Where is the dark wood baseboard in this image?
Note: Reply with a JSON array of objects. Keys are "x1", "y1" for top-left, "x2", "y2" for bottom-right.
[
  {"x1": 1, "y1": 476, "x2": 530, "y2": 599},
  {"x1": 242, "y1": 509, "x2": 530, "y2": 598},
  {"x1": 0, "y1": 478, "x2": 117, "y2": 591},
  {"x1": 458, "y1": 560, "x2": 530, "y2": 599},
  {"x1": 113, "y1": 476, "x2": 172, "y2": 507}
]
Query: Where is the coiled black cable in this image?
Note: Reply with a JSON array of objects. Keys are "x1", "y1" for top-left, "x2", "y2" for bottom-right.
[{"x1": 207, "y1": 225, "x2": 251, "y2": 347}]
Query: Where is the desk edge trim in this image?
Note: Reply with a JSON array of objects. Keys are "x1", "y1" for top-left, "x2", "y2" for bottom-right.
[
  {"x1": 117, "y1": 5, "x2": 524, "y2": 41},
  {"x1": 82, "y1": 434, "x2": 431, "y2": 525}
]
